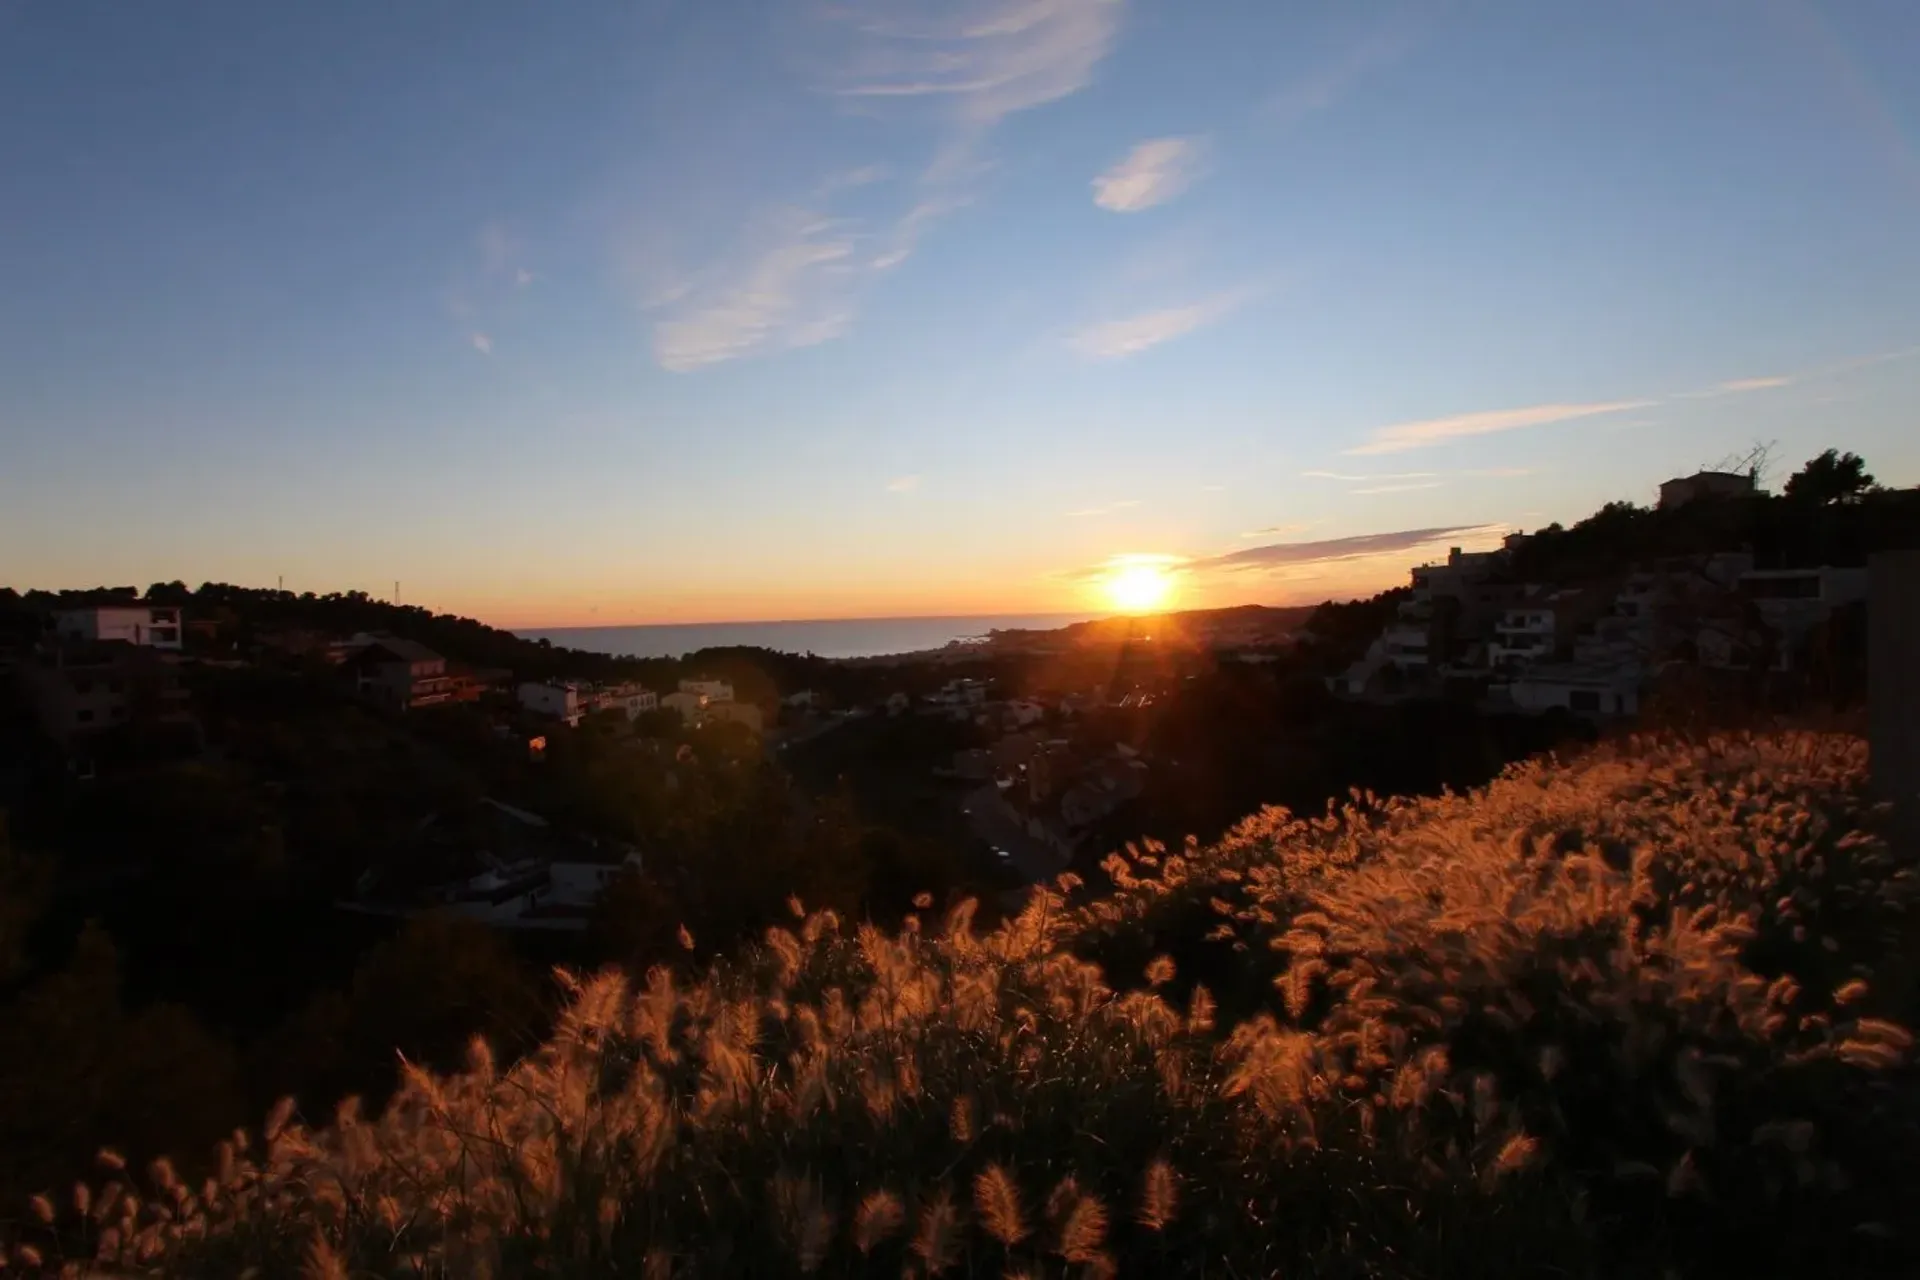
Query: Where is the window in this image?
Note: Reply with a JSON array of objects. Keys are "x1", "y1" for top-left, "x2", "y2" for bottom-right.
[
  {"x1": 151, "y1": 626, "x2": 179, "y2": 643},
  {"x1": 151, "y1": 609, "x2": 178, "y2": 623}
]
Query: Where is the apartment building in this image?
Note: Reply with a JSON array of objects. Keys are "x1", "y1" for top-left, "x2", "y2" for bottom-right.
[
  {"x1": 54, "y1": 604, "x2": 185, "y2": 651},
  {"x1": 18, "y1": 641, "x2": 196, "y2": 745}
]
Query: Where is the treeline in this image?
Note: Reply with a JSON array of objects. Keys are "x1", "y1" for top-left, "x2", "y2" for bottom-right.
[
  {"x1": 1502, "y1": 448, "x2": 1917, "y2": 584},
  {"x1": 0, "y1": 583, "x2": 900, "y2": 709}
]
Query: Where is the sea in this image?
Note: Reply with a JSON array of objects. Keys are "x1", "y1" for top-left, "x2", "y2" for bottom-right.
[{"x1": 516, "y1": 613, "x2": 1105, "y2": 662}]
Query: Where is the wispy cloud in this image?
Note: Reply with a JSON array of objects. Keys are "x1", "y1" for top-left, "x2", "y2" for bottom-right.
[
  {"x1": 477, "y1": 222, "x2": 520, "y2": 277},
  {"x1": 640, "y1": 1, "x2": 1123, "y2": 371},
  {"x1": 1067, "y1": 499, "x2": 1141, "y2": 517},
  {"x1": 1059, "y1": 550, "x2": 1189, "y2": 583},
  {"x1": 647, "y1": 210, "x2": 857, "y2": 373},
  {"x1": 1717, "y1": 375, "x2": 1791, "y2": 393},
  {"x1": 1301, "y1": 469, "x2": 1437, "y2": 482},
  {"x1": 1351, "y1": 481, "x2": 1443, "y2": 495},
  {"x1": 886, "y1": 474, "x2": 922, "y2": 493},
  {"x1": 449, "y1": 222, "x2": 533, "y2": 347},
  {"x1": 1674, "y1": 373, "x2": 1793, "y2": 400},
  {"x1": 1191, "y1": 524, "x2": 1503, "y2": 574},
  {"x1": 1070, "y1": 292, "x2": 1248, "y2": 361},
  {"x1": 1346, "y1": 400, "x2": 1653, "y2": 456},
  {"x1": 829, "y1": 0, "x2": 1122, "y2": 125},
  {"x1": 1093, "y1": 136, "x2": 1206, "y2": 212},
  {"x1": 1265, "y1": 13, "x2": 1425, "y2": 129}
]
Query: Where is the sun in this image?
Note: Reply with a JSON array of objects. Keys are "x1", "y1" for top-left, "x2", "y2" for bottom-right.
[{"x1": 1104, "y1": 561, "x2": 1175, "y2": 614}]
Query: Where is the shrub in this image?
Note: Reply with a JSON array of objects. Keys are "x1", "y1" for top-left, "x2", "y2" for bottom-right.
[{"x1": 10, "y1": 733, "x2": 1915, "y2": 1277}]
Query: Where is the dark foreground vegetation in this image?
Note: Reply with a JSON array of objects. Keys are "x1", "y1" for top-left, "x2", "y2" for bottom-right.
[{"x1": 4, "y1": 732, "x2": 1915, "y2": 1277}]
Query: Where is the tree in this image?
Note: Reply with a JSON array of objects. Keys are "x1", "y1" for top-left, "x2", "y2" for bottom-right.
[{"x1": 1784, "y1": 449, "x2": 1876, "y2": 505}]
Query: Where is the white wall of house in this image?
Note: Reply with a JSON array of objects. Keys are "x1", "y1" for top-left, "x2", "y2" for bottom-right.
[
  {"x1": 679, "y1": 678, "x2": 734, "y2": 702},
  {"x1": 55, "y1": 606, "x2": 185, "y2": 650},
  {"x1": 519, "y1": 681, "x2": 585, "y2": 723},
  {"x1": 663, "y1": 690, "x2": 706, "y2": 723},
  {"x1": 1507, "y1": 664, "x2": 1641, "y2": 717}
]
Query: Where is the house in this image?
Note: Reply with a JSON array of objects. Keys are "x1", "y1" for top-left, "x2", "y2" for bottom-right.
[
  {"x1": 662, "y1": 689, "x2": 708, "y2": 724},
  {"x1": 341, "y1": 633, "x2": 456, "y2": 711},
  {"x1": 17, "y1": 640, "x2": 197, "y2": 746},
  {"x1": 990, "y1": 732, "x2": 1043, "y2": 775},
  {"x1": 1503, "y1": 660, "x2": 1643, "y2": 719},
  {"x1": 679, "y1": 678, "x2": 734, "y2": 703},
  {"x1": 949, "y1": 748, "x2": 994, "y2": 781},
  {"x1": 519, "y1": 680, "x2": 591, "y2": 725},
  {"x1": 1003, "y1": 698, "x2": 1045, "y2": 728},
  {"x1": 1060, "y1": 757, "x2": 1146, "y2": 828},
  {"x1": 783, "y1": 689, "x2": 820, "y2": 710},
  {"x1": 703, "y1": 699, "x2": 764, "y2": 733},
  {"x1": 928, "y1": 678, "x2": 989, "y2": 712},
  {"x1": 1489, "y1": 587, "x2": 1606, "y2": 671},
  {"x1": 55, "y1": 605, "x2": 185, "y2": 651},
  {"x1": 1869, "y1": 551, "x2": 1920, "y2": 841},
  {"x1": 1336, "y1": 544, "x2": 1523, "y2": 693},
  {"x1": 602, "y1": 682, "x2": 659, "y2": 719},
  {"x1": 1692, "y1": 566, "x2": 1870, "y2": 673},
  {"x1": 1658, "y1": 470, "x2": 1757, "y2": 510}
]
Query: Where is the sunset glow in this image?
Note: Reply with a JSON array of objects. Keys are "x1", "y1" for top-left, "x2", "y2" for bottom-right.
[{"x1": 1102, "y1": 559, "x2": 1176, "y2": 614}]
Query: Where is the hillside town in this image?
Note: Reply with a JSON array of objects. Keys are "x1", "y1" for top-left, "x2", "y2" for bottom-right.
[
  {"x1": 1330, "y1": 468, "x2": 1872, "y2": 717},
  {"x1": 6, "y1": 456, "x2": 1920, "y2": 939}
]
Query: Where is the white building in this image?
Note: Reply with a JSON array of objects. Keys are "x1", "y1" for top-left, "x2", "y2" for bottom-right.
[
  {"x1": 1004, "y1": 699, "x2": 1045, "y2": 727},
  {"x1": 1489, "y1": 588, "x2": 1604, "y2": 671},
  {"x1": 55, "y1": 605, "x2": 185, "y2": 651},
  {"x1": 1696, "y1": 566, "x2": 1871, "y2": 671},
  {"x1": 520, "y1": 679, "x2": 658, "y2": 725},
  {"x1": 519, "y1": 680, "x2": 590, "y2": 725},
  {"x1": 1658, "y1": 470, "x2": 1757, "y2": 510},
  {"x1": 1504, "y1": 660, "x2": 1643, "y2": 719},
  {"x1": 662, "y1": 689, "x2": 708, "y2": 723},
  {"x1": 601, "y1": 682, "x2": 659, "y2": 719},
  {"x1": 679, "y1": 678, "x2": 734, "y2": 703}
]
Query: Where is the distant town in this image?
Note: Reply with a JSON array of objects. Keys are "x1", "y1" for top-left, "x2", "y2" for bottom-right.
[{"x1": 6, "y1": 455, "x2": 1918, "y2": 942}]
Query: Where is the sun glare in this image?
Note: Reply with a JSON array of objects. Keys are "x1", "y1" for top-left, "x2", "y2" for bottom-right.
[{"x1": 1104, "y1": 561, "x2": 1175, "y2": 614}]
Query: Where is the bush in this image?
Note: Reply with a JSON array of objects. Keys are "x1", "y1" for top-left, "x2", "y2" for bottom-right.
[{"x1": 10, "y1": 733, "x2": 1916, "y2": 1277}]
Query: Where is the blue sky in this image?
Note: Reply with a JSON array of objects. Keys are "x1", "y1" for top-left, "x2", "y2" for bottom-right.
[{"x1": 4, "y1": 0, "x2": 1918, "y2": 625}]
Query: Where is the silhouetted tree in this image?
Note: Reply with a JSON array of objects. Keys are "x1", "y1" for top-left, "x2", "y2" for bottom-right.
[{"x1": 1784, "y1": 449, "x2": 1876, "y2": 505}]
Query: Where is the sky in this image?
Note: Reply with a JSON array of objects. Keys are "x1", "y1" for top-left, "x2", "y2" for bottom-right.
[{"x1": 3, "y1": 0, "x2": 1919, "y2": 627}]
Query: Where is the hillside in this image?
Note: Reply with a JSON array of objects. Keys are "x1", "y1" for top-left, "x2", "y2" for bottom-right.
[{"x1": 10, "y1": 732, "x2": 1916, "y2": 1277}]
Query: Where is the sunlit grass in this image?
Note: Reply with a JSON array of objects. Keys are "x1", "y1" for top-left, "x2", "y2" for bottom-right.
[{"x1": 10, "y1": 731, "x2": 1918, "y2": 1277}]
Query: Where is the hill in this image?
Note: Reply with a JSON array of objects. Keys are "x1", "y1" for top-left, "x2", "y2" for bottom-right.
[{"x1": 12, "y1": 732, "x2": 1916, "y2": 1277}]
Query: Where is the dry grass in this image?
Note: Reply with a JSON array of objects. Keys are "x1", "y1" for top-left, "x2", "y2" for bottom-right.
[{"x1": 9, "y1": 732, "x2": 1917, "y2": 1277}]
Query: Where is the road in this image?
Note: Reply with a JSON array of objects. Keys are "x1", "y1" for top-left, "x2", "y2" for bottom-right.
[{"x1": 962, "y1": 784, "x2": 1069, "y2": 884}]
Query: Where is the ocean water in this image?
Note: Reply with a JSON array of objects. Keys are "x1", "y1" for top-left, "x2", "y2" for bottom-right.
[{"x1": 517, "y1": 613, "x2": 1105, "y2": 661}]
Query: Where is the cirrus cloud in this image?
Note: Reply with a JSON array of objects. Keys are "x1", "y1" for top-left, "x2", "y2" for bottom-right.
[
  {"x1": 1346, "y1": 399, "x2": 1654, "y2": 456},
  {"x1": 1093, "y1": 136, "x2": 1206, "y2": 212}
]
